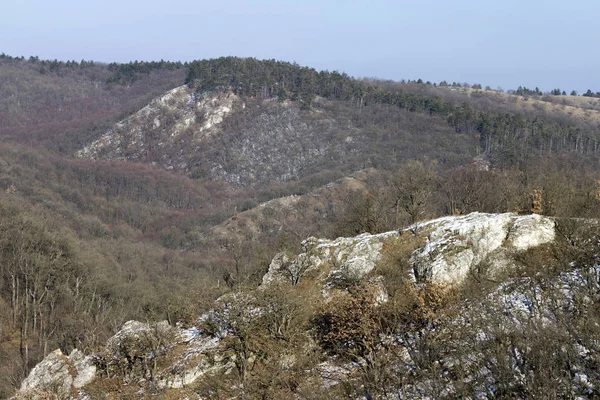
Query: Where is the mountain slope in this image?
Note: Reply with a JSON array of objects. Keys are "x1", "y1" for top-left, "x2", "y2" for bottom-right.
[
  {"x1": 71, "y1": 57, "x2": 600, "y2": 188},
  {"x1": 4, "y1": 54, "x2": 600, "y2": 397},
  {"x1": 75, "y1": 86, "x2": 476, "y2": 186}
]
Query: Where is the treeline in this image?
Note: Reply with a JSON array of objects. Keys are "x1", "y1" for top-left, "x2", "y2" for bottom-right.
[
  {"x1": 518, "y1": 86, "x2": 600, "y2": 97},
  {"x1": 185, "y1": 57, "x2": 598, "y2": 164},
  {"x1": 516, "y1": 86, "x2": 543, "y2": 96},
  {"x1": 0, "y1": 53, "x2": 99, "y2": 74},
  {"x1": 106, "y1": 60, "x2": 186, "y2": 85},
  {"x1": 582, "y1": 89, "x2": 600, "y2": 98},
  {"x1": 0, "y1": 53, "x2": 186, "y2": 85}
]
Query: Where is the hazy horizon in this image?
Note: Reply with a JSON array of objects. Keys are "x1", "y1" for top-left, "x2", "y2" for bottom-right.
[{"x1": 2, "y1": 0, "x2": 598, "y2": 93}]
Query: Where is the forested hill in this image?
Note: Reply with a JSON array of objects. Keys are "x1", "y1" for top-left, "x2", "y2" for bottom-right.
[
  {"x1": 0, "y1": 54, "x2": 186, "y2": 153},
  {"x1": 184, "y1": 57, "x2": 600, "y2": 165},
  {"x1": 3, "y1": 53, "x2": 600, "y2": 397},
  {"x1": 2, "y1": 53, "x2": 599, "y2": 168}
]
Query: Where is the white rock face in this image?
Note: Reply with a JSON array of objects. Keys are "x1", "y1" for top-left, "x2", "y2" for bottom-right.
[
  {"x1": 262, "y1": 212, "x2": 556, "y2": 289},
  {"x1": 104, "y1": 319, "x2": 171, "y2": 352},
  {"x1": 507, "y1": 214, "x2": 556, "y2": 251},
  {"x1": 194, "y1": 93, "x2": 237, "y2": 140},
  {"x1": 156, "y1": 333, "x2": 224, "y2": 389},
  {"x1": 16, "y1": 320, "x2": 224, "y2": 397},
  {"x1": 261, "y1": 231, "x2": 398, "y2": 289},
  {"x1": 410, "y1": 212, "x2": 555, "y2": 284},
  {"x1": 75, "y1": 86, "x2": 238, "y2": 169},
  {"x1": 102, "y1": 320, "x2": 228, "y2": 390},
  {"x1": 76, "y1": 86, "x2": 193, "y2": 160},
  {"x1": 19, "y1": 348, "x2": 96, "y2": 398}
]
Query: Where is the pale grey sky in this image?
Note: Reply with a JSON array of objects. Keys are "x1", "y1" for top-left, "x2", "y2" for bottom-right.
[{"x1": 1, "y1": 0, "x2": 598, "y2": 93}]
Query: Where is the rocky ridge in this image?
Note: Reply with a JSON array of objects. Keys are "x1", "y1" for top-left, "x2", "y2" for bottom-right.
[
  {"x1": 263, "y1": 212, "x2": 556, "y2": 288},
  {"x1": 15, "y1": 212, "x2": 577, "y2": 398},
  {"x1": 74, "y1": 84, "x2": 475, "y2": 186},
  {"x1": 76, "y1": 86, "x2": 240, "y2": 170}
]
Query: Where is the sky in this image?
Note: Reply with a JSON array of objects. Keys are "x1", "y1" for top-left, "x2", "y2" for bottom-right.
[{"x1": 1, "y1": 0, "x2": 598, "y2": 93}]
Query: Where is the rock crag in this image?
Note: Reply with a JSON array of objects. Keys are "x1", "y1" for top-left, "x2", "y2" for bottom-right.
[
  {"x1": 14, "y1": 212, "x2": 562, "y2": 398},
  {"x1": 263, "y1": 212, "x2": 556, "y2": 289}
]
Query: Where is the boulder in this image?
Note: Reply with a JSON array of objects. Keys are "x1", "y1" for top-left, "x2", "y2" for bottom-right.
[
  {"x1": 18, "y1": 348, "x2": 95, "y2": 399},
  {"x1": 410, "y1": 212, "x2": 556, "y2": 283}
]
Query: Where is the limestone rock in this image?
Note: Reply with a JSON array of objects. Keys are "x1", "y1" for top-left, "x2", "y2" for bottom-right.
[
  {"x1": 18, "y1": 348, "x2": 95, "y2": 399},
  {"x1": 70, "y1": 350, "x2": 96, "y2": 389},
  {"x1": 76, "y1": 87, "x2": 238, "y2": 171},
  {"x1": 410, "y1": 212, "x2": 556, "y2": 284},
  {"x1": 263, "y1": 212, "x2": 557, "y2": 291},
  {"x1": 261, "y1": 231, "x2": 398, "y2": 289},
  {"x1": 105, "y1": 320, "x2": 172, "y2": 353}
]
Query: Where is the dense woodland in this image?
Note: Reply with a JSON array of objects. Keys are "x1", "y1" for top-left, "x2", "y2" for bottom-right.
[
  {"x1": 186, "y1": 57, "x2": 600, "y2": 163},
  {"x1": 0, "y1": 53, "x2": 186, "y2": 153},
  {"x1": 1, "y1": 54, "x2": 600, "y2": 397}
]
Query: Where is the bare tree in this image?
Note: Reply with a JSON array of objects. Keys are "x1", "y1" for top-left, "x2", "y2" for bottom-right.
[{"x1": 393, "y1": 160, "x2": 437, "y2": 225}]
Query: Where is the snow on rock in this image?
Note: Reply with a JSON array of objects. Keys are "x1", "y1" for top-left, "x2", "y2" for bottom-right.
[
  {"x1": 495, "y1": 265, "x2": 600, "y2": 327},
  {"x1": 436, "y1": 265, "x2": 600, "y2": 397},
  {"x1": 18, "y1": 348, "x2": 95, "y2": 399}
]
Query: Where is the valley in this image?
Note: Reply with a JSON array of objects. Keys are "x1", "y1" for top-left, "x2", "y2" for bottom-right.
[{"x1": 1, "y1": 54, "x2": 600, "y2": 398}]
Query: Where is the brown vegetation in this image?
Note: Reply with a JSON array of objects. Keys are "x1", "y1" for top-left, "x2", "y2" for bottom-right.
[{"x1": 4, "y1": 55, "x2": 600, "y2": 397}]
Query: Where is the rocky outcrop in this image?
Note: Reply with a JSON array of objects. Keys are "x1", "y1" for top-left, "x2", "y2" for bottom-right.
[
  {"x1": 15, "y1": 212, "x2": 562, "y2": 398},
  {"x1": 261, "y1": 231, "x2": 398, "y2": 290},
  {"x1": 15, "y1": 320, "x2": 227, "y2": 399},
  {"x1": 97, "y1": 320, "x2": 228, "y2": 389},
  {"x1": 17, "y1": 348, "x2": 95, "y2": 399},
  {"x1": 262, "y1": 212, "x2": 556, "y2": 289},
  {"x1": 410, "y1": 212, "x2": 556, "y2": 283},
  {"x1": 76, "y1": 86, "x2": 239, "y2": 171}
]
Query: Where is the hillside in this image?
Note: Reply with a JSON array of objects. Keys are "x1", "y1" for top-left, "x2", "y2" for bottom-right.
[
  {"x1": 15, "y1": 213, "x2": 600, "y2": 399},
  {"x1": 73, "y1": 57, "x2": 600, "y2": 185},
  {"x1": 74, "y1": 85, "x2": 475, "y2": 187},
  {"x1": 408, "y1": 84, "x2": 600, "y2": 134},
  {"x1": 3, "y1": 55, "x2": 600, "y2": 397},
  {"x1": 0, "y1": 55, "x2": 186, "y2": 153}
]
